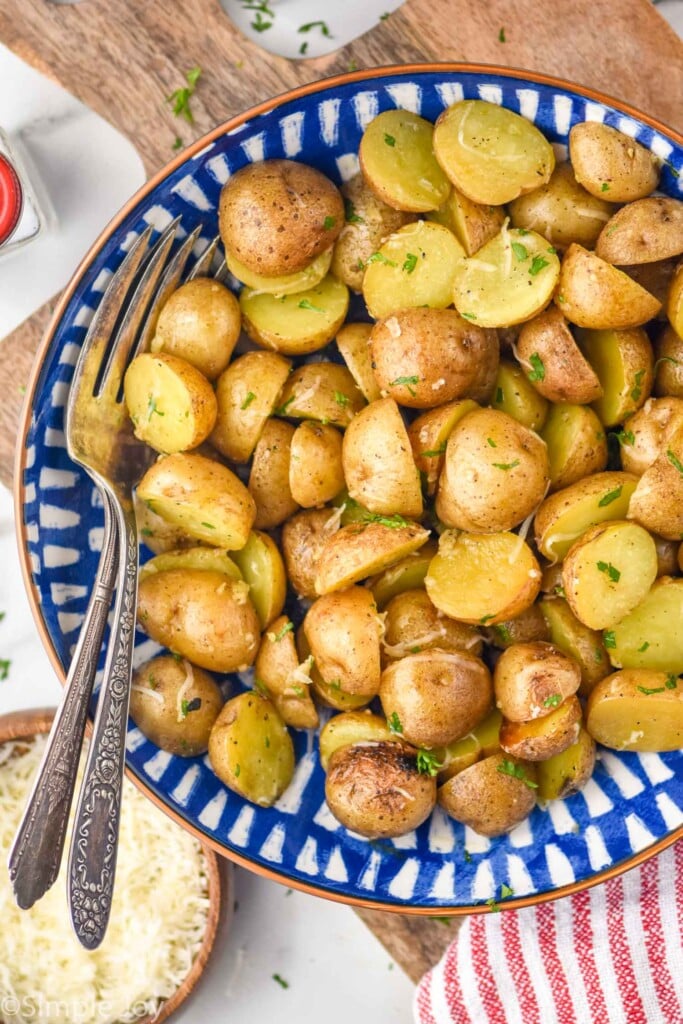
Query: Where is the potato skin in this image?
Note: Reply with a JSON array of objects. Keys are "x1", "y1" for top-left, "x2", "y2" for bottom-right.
[
  {"x1": 281, "y1": 507, "x2": 338, "y2": 599},
  {"x1": 516, "y1": 306, "x2": 602, "y2": 404},
  {"x1": 486, "y1": 605, "x2": 550, "y2": 650},
  {"x1": 289, "y1": 422, "x2": 345, "y2": 508},
  {"x1": 508, "y1": 161, "x2": 612, "y2": 250},
  {"x1": 494, "y1": 642, "x2": 581, "y2": 722},
  {"x1": 595, "y1": 198, "x2": 683, "y2": 265},
  {"x1": 438, "y1": 752, "x2": 538, "y2": 837},
  {"x1": 325, "y1": 742, "x2": 436, "y2": 839},
  {"x1": 569, "y1": 122, "x2": 660, "y2": 202},
  {"x1": 254, "y1": 615, "x2": 319, "y2": 730},
  {"x1": 370, "y1": 308, "x2": 499, "y2": 409},
  {"x1": 654, "y1": 325, "x2": 683, "y2": 398},
  {"x1": 620, "y1": 397, "x2": 683, "y2": 476},
  {"x1": 152, "y1": 278, "x2": 241, "y2": 380},
  {"x1": 219, "y1": 159, "x2": 343, "y2": 276},
  {"x1": 314, "y1": 521, "x2": 430, "y2": 596},
  {"x1": 211, "y1": 350, "x2": 292, "y2": 463},
  {"x1": 248, "y1": 418, "x2": 299, "y2": 530},
  {"x1": 379, "y1": 648, "x2": 493, "y2": 748},
  {"x1": 408, "y1": 399, "x2": 479, "y2": 496},
  {"x1": 304, "y1": 586, "x2": 383, "y2": 698},
  {"x1": 130, "y1": 655, "x2": 223, "y2": 757},
  {"x1": 556, "y1": 244, "x2": 661, "y2": 330},
  {"x1": 137, "y1": 569, "x2": 260, "y2": 672},
  {"x1": 383, "y1": 589, "x2": 483, "y2": 660},
  {"x1": 628, "y1": 423, "x2": 683, "y2": 539},
  {"x1": 499, "y1": 695, "x2": 582, "y2": 761},
  {"x1": 586, "y1": 669, "x2": 683, "y2": 752}
]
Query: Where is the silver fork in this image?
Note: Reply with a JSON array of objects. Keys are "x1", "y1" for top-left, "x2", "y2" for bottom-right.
[{"x1": 10, "y1": 220, "x2": 211, "y2": 946}]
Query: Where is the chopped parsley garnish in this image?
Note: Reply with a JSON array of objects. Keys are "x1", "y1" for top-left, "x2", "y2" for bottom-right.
[
  {"x1": 201, "y1": 521, "x2": 215, "y2": 529},
  {"x1": 603, "y1": 630, "x2": 617, "y2": 649},
  {"x1": 166, "y1": 66, "x2": 202, "y2": 123},
  {"x1": 511, "y1": 242, "x2": 528, "y2": 261},
  {"x1": 637, "y1": 684, "x2": 666, "y2": 696},
  {"x1": 479, "y1": 614, "x2": 495, "y2": 625},
  {"x1": 388, "y1": 712, "x2": 403, "y2": 735},
  {"x1": 344, "y1": 498, "x2": 410, "y2": 529},
  {"x1": 543, "y1": 693, "x2": 562, "y2": 708},
  {"x1": 147, "y1": 395, "x2": 165, "y2": 419},
  {"x1": 140, "y1": 527, "x2": 154, "y2": 538},
  {"x1": 529, "y1": 255, "x2": 549, "y2": 276},
  {"x1": 485, "y1": 896, "x2": 501, "y2": 912},
  {"x1": 148, "y1": 675, "x2": 158, "y2": 690},
  {"x1": 235, "y1": 764, "x2": 241, "y2": 777},
  {"x1": 631, "y1": 369, "x2": 646, "y2": 403},
  {"x1": 460, "y1": 311, "x2": 477, "y2": 320},
  {"x1": 298, "y1": 19, "x2": 331, "y2": 36},
  {"x1": 421, "y1": 441, "x2": 447, "y2": 458},
  {"x1": 597, "y1": 560, "x2": 621, "y2": 583},
  {"x1": 416, "y1": 750, "x2": 444, "y2": 776},
  {"x1": 347, "y1": 59, "x2": 358, "y2": 72},
  {"x1": 253, "y1": 677, "x2": 269, "y2": 697},
  {"x1": 614, "y1": 429, "x2": 635, "y2": 447},
  {"x1": 500, "y1": 883, "x2": 514, "y2": 898},
  {"x1": 554, "y1": 584, "x2": 566, "y2": 598},
  {"x1": 344, "y1": 199, "x2": 364, "y2": 224},
  {"x1": 498, "y1": 26, "x2": 506, "y2": 41},
  {"x1": 601, "y1": 182, "x2": 610, "y2": 192},
  {"x1": 409, "y1": 645, "x2": 422, "y2": 654},
  {"x1": 274, "y1": 395, "x2": 295, "y2": 416},
  {"x1": 666, "y1": 675, "x2": 678, "y2": 689},
  {"x1": 402, "y1": 253, "x2": 418, "y2": 274},
  {"x1": 323, "y1": 215, "x2": 336, "y2": 230},
  {"x1": 181, "y1": 697, "x2": 202, "y2": 717},
  {"x1": 594, "y1": 648, "x2": 604, "y2": 662},
  {"x1": 493, "y1": 624, "x2": 512, "y2": 644},
  {"x1": 663, "y1": 159, "x2": 681, "y2": 179},
  {"x1": 250, "y1": 11, "x2": 272, "y2": 31},
  {"x1": 598, "y1": 485, "x2": 623, "y2": 507},
  {"x1": 654, "y1": 356, "x2": 680, "y2": 372},
  {"x1": 486, "y1": 437, "x2": 497, "y2": 447},
  {"x1": 299, "y1": 41, "x2": 308, "y2": 55},
  {"x1": 272, "y1": 973, "x2": 290, "y2": 989},
  {"x1": 241, "y1": 391, "x2": 256, "y2": 410},
  {"x1": 298, "y1": 298, "x2": 325, "y2": 313},
  {"x1": 273, "y1": 621, "x2": 294, "y2": 642},
  {"x1": 496, "y1": 758, "x2": 538, "y2": 789},
  {"x1": 172, "y1": 136, "x2": 183, "y2": 151},
  {"x1": 492, "y1": 460, "x2": 520, "y2": 471},
  {"x1": 380, "y1": 10, "x2": 390, "y2": 19},
  {"x1": 389, "y1": 374, "x2": 419, "y2": 397},
  {"x1": 666, "y1": 449, "x2": 683, "y2": 476},
  {"x1": 367, "y1": 252, "x2": 397, "y2": 267},
  {"x1": 495, "y1": 386, "x2": 504, "y2": 403},
  {"x1": 434, "y1": 915, "x2": 453, "y2": 925},
  {"x1": 464, "y1": 849, "x2": 472, "y2": 863},
  {"x1": 384, "y1": 133, "x2": 396, "y2": 147},
  {"x1": 527, "y1": 352, "x2": 545, "y2": 382},
  {"x1": 638, "y1": 641, "x2": 650, "y2": 652},
  {"x1": 334, "y1": 390, "x2": 350, "y2": 407},
  {"x1": 0, "y1": 658, "x2": 10, "y2": 681}
]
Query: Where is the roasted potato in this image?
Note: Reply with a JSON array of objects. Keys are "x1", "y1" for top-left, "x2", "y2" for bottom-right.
[
  {"x1": 654, "y1": 324, "x2": 683, "y2": 397},
  {"x1": 539, "y1": 596, "x2": 611, "y2": 697},
  {"x1": 536, "y1": 725, "x2": 596, "y2": 801},
  {"x1": 152, "y1": 277, "x2": 241, "y2": 380},
  {"x1": 627, "y1": 423, "x2": 683, "y2": 540},
  {"x1": 541, "y1": 402, "x2": 608, "y2": 491},
  {"x1": 654, "y1": 536, "x2": 680, "y2": 577},
  {"x1": 226, "y1": 247, "x2": 332, "y2": 296},
  {"x1": 318, "y1": 711, "x2": 397, "y2": 771},
  {"x1": 491, "y1": 359, "x2": 549, "y2": 431},
  {"x1": 304, "y1": 586, "x2": 383, "y2": 699},
  {"x1": 254, "y1": 615, "x2": 319, "y2": 729},
  {"x1": 577, "y1": 326, "x2": 654, "y2": 426},
  {"x1": 606, "y1": 577, "x2": 683, "y2": 674},
  {"x1": 275, "y1": 361, "x2": 365, "y2": 427},
  {"x1": 516, "y1": 306, "x2": 602, "y2": 404},
  {"x1": 139, "y1": 546, "x2": 242, "y2": 583},
  {"x1": 289, "y1": 421, "x2": 345, "y2": 508},
  {"x1": 219, "y1": 159, "x2": 343, "y2": 276},
  {"x1": 595, "y1": 197, "x2": 683, "y2": 265},
  {"x1": 314, "y1": 521, "x2": 430, "y2": 595},
  {"x1": 667, "y1": 262, "x2": 683, "y2": 339},
  {"x1": 499, "y1": 694, "x2": 582, "y2": 761},
  {"x1": 494, "y1": 642, "x2": 581, "y2": 722},
  {"x1": 408, "y1": 399, "x2": 479, "y2": 495},
  {"x1": 382, "y1": 589, "x2": 483, "y2": 660},
  {"x1": 210, "y1": 350, "x2": 292, "y2": 463},
  {"x1": 359, "y1": 109, "x2": 451, "y2": 212},
  {"x1": 231, "y1": 530, "x2": 287, "y2": 629},
  {"x1": 248, "y1": 418, "x2": 299, "y2": 530},
  {"x1": 569, "y1": 122, "x2": 660, "y2": 202},
  {"x1": 134, "y1": 491, "x2": 198, "y2": 554},
  {"x1": 534, "y1": 471, "x2": 638, "y2": 562},
  {"x1": 438, "y1": 752, "x2": 538, "y2": 837},
  {"x1": 124, "y1": 353, "x2": 217, "y2": 453},
  {"x1": 281, "y1": 507, "x2": 339, "y2": 599},
  {"x1": 556, "y1": 244, "x2": 661, "y2": 329},
  {"x1": 130, "y1": 655, "x2": 224, "y2": 757},
  {"x1": 137, "y1": 569, "x2": 260, "y2": 672},
  {"x1": 486, "y1": 605, "x2": 550, "y2": 650},
  {"x1": 586, "y1": 669, "x2": 683, "y2": 751},
  {"x1": 619, "y1": 397, "x2": 683, "y2": 476},
  {"x1": 508, "y1": 161, "x2": 612, "y2": 250},
  {"x1": 240, "y1": 275, "x2": 350, "y2": 356},
  {"x1": 334, "y1": 322, "x2": 382, "y2": 402},
  {"x1": 369, "y1": 542, "x2": 438, "y2": 608},
  {"x1": 427, "y1": 185, "x2": 505, "y2": 255}
]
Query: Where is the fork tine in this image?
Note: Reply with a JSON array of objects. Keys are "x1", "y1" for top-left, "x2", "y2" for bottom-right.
[
  {"x1": 187, "y1": 235, "x2": 220, "y2": 280},
  {"x1": 132, "y1": 224, "x2": 203, "y2": 359},
  {"x1": 213, "y1": 257, "x2": 231, "y2": 285},
  {"x1": 96, "y1": 218, "x2": 180, "y2": 400},
  {"x1": 66, "y1": 227, "x2": 154, "y2": 430}
]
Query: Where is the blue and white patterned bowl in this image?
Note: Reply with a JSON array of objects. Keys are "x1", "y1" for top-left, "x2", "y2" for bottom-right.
[{"x1": 17, "y1": 66, "x2": 683, "y2": 913}]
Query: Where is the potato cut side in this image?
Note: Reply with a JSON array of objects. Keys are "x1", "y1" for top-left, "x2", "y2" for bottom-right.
[
  {"x1": 335, "y1": 322, "x2": 381, "y2": 403},
  {"x1": 491, "y1": 359, "x2": 549, "y2": 430},
  {"x1": 576, "y1": 326, "x2": 654, "y2": 427},
  {"x1": 451, "y1": 223, "x2": 560, "y2": 328},
  {"x1": 606, "y1": 577, "x2": 683, "y2": 674},
  {"x1": 427, "y1": 185, "x2": 505, "y2": 255},
  {"x1": 211, "y1": 350, "x2": 292, "y2": 463},
  {"x1": 541, "y1": 402, "x2": 608, "y2": 491},
  {"x1": 275, "y1": 361, "x2": 366, "y2": 427},
  {"x1": 226, "y1": 246, "x2": 332, "y2": 295},
  {"x1": 586, "y1": 669, "x2": 683, "y2": 751},
  {"x1": 536, "y1": 725, "x2": 596, "y2": 801},
  {"x1": 425, "y1": 530, "x2": 542, "y2": 626},
  {"x1": 499, "y1": 694, "x2": 582, "y2": 761},
  {"x1": 534, "y1": 471, "x2": 638, "y2": 562},
  {"x1": 124, "y1": 352, "x2": 217, "y2": 454},
  {"x1": 241, "y1": 274, "x2": 349, "y2": 355},
  {"x1": 315, "y1": 521, "x2": 430, "y2": 595},
  {"x1": 359, "y1": 109, "x2": 451, "y2": 212},
  {"x1": 539, "y1": 597, "x2": 611, "y2": 697},
  {"x1": 369, "y1": 542, "x2": 438, "y2": 609},
  {"x1": 556, "y1": 244, "x2": 661, "y2": 330},
  {"x1": 362, "y1": 220, "x2": 466, "y2": 320},
  {"x1": 139, "y1": 546, "x2": 242, "y2": 583},
  {"x1": 319, "y1": 711, "x2": 397, "y2": 771},
  {"x1": 433, "y1": 99, "x2": 555, "y2": 206},
  {"x1": 231, "y1": 530, "x2": 287, "y2": 629}
]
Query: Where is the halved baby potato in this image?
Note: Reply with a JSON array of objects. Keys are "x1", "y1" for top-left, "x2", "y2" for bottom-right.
[
  {"x1": 281, "y1": 508, "x2": 338, "y2": 599},
  {"x1": 541, "y1": 402, "x2": 608, "y2": 491},
  {"x1": 318, "y1": 711, "x2": 397, "y2": 771},
  {"x1": 231, "y1": 530, "x2": 287, "y2": 629},
  {"x1": 499, "y1": 694, "x2": 582, "y2": 761},
  {"x1": 576, "y1": 326, "x2": 653, "y2": 426},
  {"x1": 534, "y1": 471, "x2": 638, "y2": 562},
  {"x1": 240, "y1": 275, "x2": 349, "y2": 355},
  {"x1": 539, "y1": 596, "x2": 611, "y2": 697},
  {"x1": 556, "y1": 244, "x2": 661, "y2": 330},
  {"x1": 536, "y1": 725, "x2": 596, "y2": 801},
  {"x1": 304, "y1": 586, "x2": 383, "y2": 699},
  {"x1": 619, "y1": 397, "x2": 683, "y2": 477},
  {"x1": 595, "y1": 197, "x2": 683, "y2": 266},
  {"x1": 569, "y1": 122, "x2": 660, "y2": 202},
  {"x1": 433, "y1": 99, "x2": 555, "y2": 206},
  {"x1": 289, "y1": 422, "x2": 345, "y2": 508},
  {"x1": 226, "y1": 247, "x2": 332, "y2": 295},
  {"x1": 275, "y1": 361, "x2": 365, "y2": 427},
  {"x1": 516, "y1": 306, "x2": 602, "y2": 404},
  {"x1": 211, "y1": 350, "x2": 292, "y2": 463},
  {"x1": 314, "y1": 521, "x2": 430, "y2": 595},
  {"x1": 335, "y1": 322, "x2": 381, "y2": 403},
  {"x1": 151, "y1": 277, "x2": 241, "y2": 381},
  {"x1": 254, "y1": 615, "x2": 319, "y2": 730},
  {"x1": 508, "y1": 161, "x2": 612, "y2": 250},
  {"x1": 427, "y1": 184, "x2": 505, "y2": 255},
  {"x1": 494, "y1": 642, "x2": 581, "y2": 722},
  {"x1": 382, "y1": 588, "x2": 483, "y2": 660},
  {"x1": 408, "y1": 399, "x2": 479, "y2": 495},
  {"x1": 606, "y1": 577, "x2": 683, "y2": 674},
  {"x1": 654, "y1": 324, "x2": 683, "y2": 397},
  {"x1": 451, "y1": 223, "x2": 560, "y2": 328},
  {"x1": 369, "y1": 542, "x2": 438, "y2": 608},
  {"x1": 248, "y1": 418, "x2": 299, "y2": 530},
  {"x1": 124, "y1": 353, "x2": 217, "y2": 453},
  {"x1": 586, "y1": 669, "x2": 683, "y2": 751},
  {"x1": 139, "y1": 546, "x2": 242, "y2": 583},
  {"x1": 438, "y1": 752, "x2": 538, "y2": 837},
  {"x1": 359, "y1": 109, "x2": 451, "y2": 212},
  {"x1": 491, "y1": 359, "x2": 549, "y2": 430},
  {"x1": 627, "y1": 423, "x2": 683, "y2": 540}
]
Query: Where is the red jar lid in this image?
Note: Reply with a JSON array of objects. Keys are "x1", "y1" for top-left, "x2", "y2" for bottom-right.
[{"x1": 0, "y1": 152, "x2": 23, "y2": 246}]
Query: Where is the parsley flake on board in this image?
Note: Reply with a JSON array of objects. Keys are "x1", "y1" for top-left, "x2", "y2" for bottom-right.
[
  {"x1": 166, "y1": 66, "x2": 202, "y2": 123},
  {"x1": 402, "y1": 252, "x2": 418, "y2": 273},
  {"x1": 388, "y1": 712, "x2": 403, "y2": 734},
  {"x1": 416, "y1": 750, "x2": 444, "y2": 776},
  {"x1": 0, "y1": 659, "x2": 10, "y2": 681},
  {"x1": 496, "y1": 758, "x2": 538, "y2": 789},
  {"x1": 172, "y1": 136, "x2": 183, "y2": 150},
  {"x1": 598, "y1": 485, "x2": 623, "y2": 507},
  {"x1": 272, "y1": 973, "x2": 289, "y2": 989},
  {"x1": 527, "y1": 353, "x2": 545, "y2": 382},
  {"x1": 390, "y1": 375, "x2": 419, "y2": 397},
  {"x1": 241, "y1": 391, "x2": 256, "y2": 410},
  {"x1": 498, "y1": 27, "x2": 506, "y2": 41},
  {"x1": 597, "y1": 561, "x2": 621, "y2": 583}
]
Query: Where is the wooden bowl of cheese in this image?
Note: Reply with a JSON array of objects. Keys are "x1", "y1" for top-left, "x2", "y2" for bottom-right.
[{"x1": 0, "y1": 708, "x2": 224, "y2": 1024}]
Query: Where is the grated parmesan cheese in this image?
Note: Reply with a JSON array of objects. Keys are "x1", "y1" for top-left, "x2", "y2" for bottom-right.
[
  {"x1": 176, "y1": 659, "x2": 195, "y2": 723},
  {"x1": 0, "y1": 735, "x2": 210, "y2": 1024},
  {"x1": 131, "y1": 684, "x2": 164, "y2": 706}
]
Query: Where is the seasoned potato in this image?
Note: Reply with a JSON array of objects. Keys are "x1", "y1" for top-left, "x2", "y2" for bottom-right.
[
  {"x1": 281, "y1": 508, "x2": 338, "y2": 599},
  {"x1": 596, "y1": 198, "x2": 683, "y2": 265},
  {"x1": 499, "y1": 695, "x2": 582, "y2": 761},
  {"x1": 428, "y1": 185, "x2": 505, "y2": 255},
  {"x1": 370, "y1": 542, "x2": 438, "y2": 608},
  {"x1": 606, "y1": 577, "x2": 683, "y2": 674},
  {"x1": 275, "y1": 361, "x2": 365, "y2": 427},
  {"x1": 134, "y1": 491, "x2": 197, "y2": 554},
  {"x1": 342, "y1": 398, "x2": 423, "y2": 518},
  {"x1": 209, "y1": 692, "x2": 295, "y2": 807},
  {"x1": 231, "y1": 531, "x2": 286, "y2": 629},
  {"x1": 211, "y1": 350, "x2": 292, "y2": 463},
  {"x1": 304, "y1": 586, "x2": 383, "y2": 698},
  {"x1": 453, "y1": 224, "x2": 560, "y2": 329},
  {"x1": 436, "y1": 407, "x2": 549, "y2": 533},
  {"x1": 654, "y1": 536, "x2": 680, "y2": 577},
  {"x1": 137, "y1": 569, "x2": 260, "y2": 672},
  {"x1": 486, "y1": 605, "x2": 550, "y2": 649},
  {"x1": 627, "y1": 423, "x2": 683, "y2": 539},
  {"x1": 577, "y1": 326, "x2": 653, "y2": 426},
  {"x1": 254, "y1": 616, "x2": 319, "y2": 729},
  {"x1": 248, "y1": 418, "x2": 299, "y2": 530},
  {"x1": 494, "y1": 642, "x2": 581, "y2": 722},
  {"x1": 433, "y1": 100, "x2": 554, "y2": 205},
  {"x1": 137, "y1": 453, "x2": 256, "y2": 550},
  {"x1": 370, "y1": 308, "x2": 499, "y2": 409},
  {"x1": 124, "y1": 353, "x2": 217, "y2": 453},
  {"x1": 508, "y1": 162, "x2": 612, "y2": 250},
  {"x1": 331, "y1": 174, "x2": 416, "y2": 292},
  {"x1": 314, "y1": 521, "x2": 430, "y2": 595},
  {"x1": 536, "y1": 725, "x2": 596, "y2": 801},
  {"x1": 619, "y1": 397, "x2": 683, "y2": 476},
  {"x1": 219, "y1": 159, "x2": 343, "y2": 276},
  {"x1": 319, "y1": 711, "x2": 396, "y2": 771},
  {"x1": 435, "y1": 707, "x2": 504, "y2": 782},
  {"x1": 491, "y1": 359, "x2": 549, "y2": 430},
  {"x1": 562, "y1": 520, "x2": 658, "y2": 630},
  {"x1": 379, "y1": 649, "x2": 492, "y2": 748},
  {"x1": 382, "y1": 589, "x2": 483, "y2": 660},
  {"x1": 359, "y1": 109, "x2": 451, "y2": 212},
  {"x1": 534, "y1": 471, "x2": 638, "y2": 562},
  {"x1": 654, "y1": 324, "x2": 683, "y2": 397},
  {"x1": 335, "y1": 322, "x2": 381, "y2": 402},
  {"x1": 438, "y1": 752, "x2": 538, "y2": 837},
  {"x1": 240, "y1": 275, "x2": 350, "y2": 356},
  {"x1": 667, "y1": 262, "x2": 683, "y2": 339},
  {"x1": 622, "y1": 258, "x2": 678, "y2": 317},
  {"x1": 569, "y1": 122, "x2": 660, "y2": 202},
  {"x1": 556, "y1": 244, "x2": 661, "y2": 329},
  {"x1": 151, "y1": 277, "x2": 240, "y2": 380},
  {"x1": 408, "y1": 399, "x2": 479, "y2": 495},
  {"x1": 425, "y1": 530, "x2": 542, "y2": 625},
  {"x1": 516, "y1": 306, "x2": 602, "y2": 404},
  {"x1": 541, "y1": 403, "x2": 608, "y2": 491},
  {"x1": 130, "y1": 655, "x2": 224, "y2": 757},
  {"x1": 226, "y1": 247, "x2": 332, "y2": 295},
  {"x1": 325, "y1": 742, "x2": 436, "y2": 838},
  {"x1": 586, "y1": 669, "x2": 683, "y2": 751},
  {"x1": 289, "y1": 422, "x2": 344, "y2": 508},
  {"x1": 539, "y1": 597, "x2": 611, "y2": 697},
  {"x1": 362, "y1": 221, "x2": 466, "y2": 320},
  {"x1": 139, "y1": 546, "x2": 242, "y2": 583}
]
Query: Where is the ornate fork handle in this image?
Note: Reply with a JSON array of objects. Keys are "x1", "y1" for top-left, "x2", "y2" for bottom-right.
[
  {"x1": 9, "y1": 493, "x2": 118, "y2": 910},
  {"x1": 67, "y1": 497, "x2": 138, "y2": 950}
]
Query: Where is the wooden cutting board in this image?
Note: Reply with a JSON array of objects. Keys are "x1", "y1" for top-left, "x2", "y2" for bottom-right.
[{"x1": 1, "y1": 0, "x2": 682, "y2": 982}]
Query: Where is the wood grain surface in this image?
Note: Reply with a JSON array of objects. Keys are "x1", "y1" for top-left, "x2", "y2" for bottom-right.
[{"x1": 1, "y1": 0, "x2": 682, "y2": 981}]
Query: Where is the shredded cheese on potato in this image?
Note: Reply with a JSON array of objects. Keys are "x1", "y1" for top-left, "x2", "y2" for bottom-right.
[
  {"x1": 0, "y1": 736, "x2": 210, "y2": 1024},
  {"x1": 176, "y1": 658, "x2": 195, "y2": 723},
  {"x1": 131, "y1": 684, "x2": 164, "y2": 706}
]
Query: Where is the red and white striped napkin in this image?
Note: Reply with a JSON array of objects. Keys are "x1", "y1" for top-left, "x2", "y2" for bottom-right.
[{"x1": 414, "y1": 842, "x2": 682, "y2": 1024}]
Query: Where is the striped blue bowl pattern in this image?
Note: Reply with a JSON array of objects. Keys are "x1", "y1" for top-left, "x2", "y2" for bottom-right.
[{"x1": 21, "y1": 70, "x2": 683, "y2": 909}]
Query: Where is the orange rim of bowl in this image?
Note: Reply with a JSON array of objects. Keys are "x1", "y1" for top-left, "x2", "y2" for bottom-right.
[{"x1": 14, "y1": 63, "x2": 683, "y2": 916}]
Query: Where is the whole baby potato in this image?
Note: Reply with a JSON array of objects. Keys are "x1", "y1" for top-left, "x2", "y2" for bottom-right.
[
  {"x1": 569, "y1": 122, "x2": 660, "y2": 202},
  {"x1": 379, "y1": 648, "x2": 492, "y2": 748},
  {"x1": 289, "y1": 421, "x2": 345, "y2": 508},
  {"x1": 304, "y1": 586, "x2": 383, "y2": 699},
  {"x1": 438, "y1": 752, "x2": 538, "y2": 837},
  {"x1": 620, "y1": 397, "x2": 683, "y2": 476},
  {"x1": 596, "y1": 197, "x2": 683, "y2": 265},
  {"x1": 493, "y1": 642, "x2": 581, "y2": 722},
  {"x1": 281, "y1": 507, "x2": 338, "y2": 599},
  {"x1": 152, "y1": 277, "x2": 241, "y2": 380},
  {"x1": 516, "y1": 306, "x2": 602, "y2": 404},
  {"x1": 370, "y1": 308, "x2": 499, "y2": 408},
  {"x1": 219, "y1": 159, "x2": 343, "y2": 276},
  {"x1": 137, "y1": 568, "x2": 260, "y2": 672},
  {"x1": 325, "y1": 742, "x2": 436, "y2": 839},
  {"x1": 130, "y1": 655, "x2": 224, "y2": 757},
  {"x1": 508, "y1": 161, "x2": 612, "y2": 250},
  {"x1": 382, "y1": 589, "x2": 483, "y2": 660}
]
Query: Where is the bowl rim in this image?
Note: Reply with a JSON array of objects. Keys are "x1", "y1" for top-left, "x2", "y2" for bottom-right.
[
  {"x1": 0, "y1": 707, "x2": 223, "y2": 1024},
  {"x1": 14, "y1": 62, "x2": 683, "y2": 916}
]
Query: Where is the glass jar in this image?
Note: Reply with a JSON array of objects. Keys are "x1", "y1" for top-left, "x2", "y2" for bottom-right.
[{"x1": 0, "y1": 127, "x2": 48, "y2": 256}]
